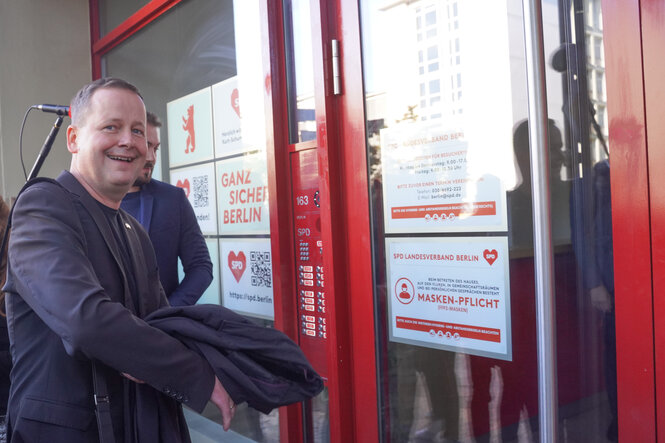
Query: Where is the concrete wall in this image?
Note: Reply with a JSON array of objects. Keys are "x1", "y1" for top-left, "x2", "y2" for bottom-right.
[{"x1": 0, "y1": 0, "x2": 92, "y2": 200}]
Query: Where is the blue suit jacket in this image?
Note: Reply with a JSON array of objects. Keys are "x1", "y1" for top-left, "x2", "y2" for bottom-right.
[{"x1": 121, "y1": 179, "x2": 212, "y2": 306}]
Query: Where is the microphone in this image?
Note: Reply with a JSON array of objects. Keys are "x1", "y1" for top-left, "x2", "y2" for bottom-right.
[{"x1": 35, "y1": 104, "x2": 70, "y2": 117}]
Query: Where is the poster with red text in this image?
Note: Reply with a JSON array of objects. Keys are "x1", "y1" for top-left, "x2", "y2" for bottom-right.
[
  {"x1": 380, "y1": 121, "x2": 507, "y2": 233},
  {"x1": 387, "y1": 237, "x2": 512, "y2": 360},
  {"x1": 220, "y1": 239, "x2": 274, "y2": 320},
  {"x1": 169, "y1": 163, "x2": 218, "y2": 235},
  {"x1": 216, "y1": 153, "x2": 269, "y2": 235}
]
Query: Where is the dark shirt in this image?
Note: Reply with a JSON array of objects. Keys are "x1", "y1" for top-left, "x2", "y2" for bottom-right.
[{"x1": 99, "y1": 203, "x2": 141, "y2": 318}]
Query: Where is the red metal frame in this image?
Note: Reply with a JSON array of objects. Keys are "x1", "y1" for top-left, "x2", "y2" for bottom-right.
[
  {"x1": 262, "y1": 1, "x2": 304, "y2": 441},
  {"x1": 331, "y1": 1, "x2": 380, "y2": 441},
  {"x1": 602, "y1": 0, "x2": 656, "y2": 440},
  {"x1": 88, "y1": 0, "x2": 184, "y2": 78},
  {"x1": 640, "y1": 0, "x2": 665, "y2": 439},
  {"x1": 267, "y1": 0, "x2": 380, "y2": 439},
  {"x1": 88, "y1": 0, "x2": 101, "y2": 79},
  {"x1": 308, "y1": 0, "x2": 351, "y2": 440},
  {"x1": 92, "y1": 0, "x2": 182, "y2": 55}
]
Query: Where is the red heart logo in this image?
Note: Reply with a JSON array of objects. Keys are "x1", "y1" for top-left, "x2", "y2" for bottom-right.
[
  {"x1": 483, "y1": 249, "x2": 498, "y2": 266},
  {"x1": 176, "y1": 178, "x2": 190, "y2": 198},
  {"x1": 228, "y1": 251, "x2": 246, "y2": 283},
  {"x1": 231, "y1": 88, "x2": 241, "y2": 118}
]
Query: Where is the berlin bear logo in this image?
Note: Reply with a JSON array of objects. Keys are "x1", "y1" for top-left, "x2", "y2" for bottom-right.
[{"x1": 182, "y1": 105, "x2": 196, "y2": 154}]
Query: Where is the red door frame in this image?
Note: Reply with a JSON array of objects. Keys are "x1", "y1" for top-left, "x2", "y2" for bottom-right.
[
  {"x1": 265, "y1": 0, "x2": 380, "y2": 440},
  {"x1": 640, "y1": 0, "x2": 665, "y2": 439},
  {"x1": 88, "y1": 0, "x2": 183, "y2": 79},
  {"x1": 260, "y1": 1, "x2": 304, "y2": 441},
  {"x1": 307, "y1": 0, "x2": 356, "y2": 440},
  {"x1": 603, "y1": 0, "x2": 657, "y2": 441},
  {"x1": 313, "y1": 0, "x2": 381, "y2": 441},
  {"x1": 326, "y1": 1, "x2": 381, "y2": 440}
]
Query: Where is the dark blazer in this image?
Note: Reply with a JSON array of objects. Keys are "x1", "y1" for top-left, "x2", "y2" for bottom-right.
[
  {"x1": 145, "y1": 304, "x2": 324, "y2": 415},
  {"x1": 3, "y1": 172, "x2": 214, "y2": 443},
  {"x1": 0, "y1": 197, "x2": 10, "y2": 416},
  {"x1": 121, "y1": 179, "x2": 212, "y2": 306}
]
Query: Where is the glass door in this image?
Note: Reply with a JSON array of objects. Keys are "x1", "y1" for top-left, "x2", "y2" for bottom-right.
[{"x1": 359, "y1": 0, "x2": 616, "y2": 440}]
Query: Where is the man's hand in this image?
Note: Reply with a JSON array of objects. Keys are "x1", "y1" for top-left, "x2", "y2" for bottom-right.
[{"x1": 209, "y1": 376, "x2": 235, "y2": 431}]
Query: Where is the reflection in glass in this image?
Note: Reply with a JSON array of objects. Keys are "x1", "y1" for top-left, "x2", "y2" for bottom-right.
[
  {"x1": 283, "y1": 0, "x2": 317, "y2": 143},
  {"x1": 361, "y1": 0, "x2": 614, "y2": 441},
  {"x1": 306, "y1": 388, "x2": 330, "y2": 443},
  {"x1": 98, "y1": 0, "x2": 151, "y2": 36}
]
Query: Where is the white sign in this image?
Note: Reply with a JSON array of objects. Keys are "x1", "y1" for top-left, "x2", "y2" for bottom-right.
[
  {"x1": 167, "y1": 87, "x2": 214, "y2": 167},
  {"x1": 381, "y1": 121, "x2": 507, "y2": 233},
  {"x1": 216, "y1": 153, "x2": 270, "y2": 235},
  {"x1": 170, "y1": 163, "x2": 218, "y2": 235},
  {"x1": 220, "y1": 238, "x2": 274, "y2": 320},
  {"x1": 387, "y1": 236, "x2": 512, "y2": 360},
  {"x1": 212, "y1": 77, "x2": 246, "y2": 157}
]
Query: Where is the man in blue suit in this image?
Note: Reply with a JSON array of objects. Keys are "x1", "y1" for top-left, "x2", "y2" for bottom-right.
[{"x1": 121, "y1": 112, "x2": 212, "y2": 306}]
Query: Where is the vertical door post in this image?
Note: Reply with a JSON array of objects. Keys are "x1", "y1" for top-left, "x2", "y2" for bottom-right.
[{"x1": 522, "y1": 0, "x2": 558, "y2": 441}]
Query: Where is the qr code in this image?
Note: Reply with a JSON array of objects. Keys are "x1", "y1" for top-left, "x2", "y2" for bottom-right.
[
  {"x1": 250, "y1": 251, "x2": 272, "y2": 288},
  {"x1": 192, "y1": 175, "x2": 208, "y2": 208}
]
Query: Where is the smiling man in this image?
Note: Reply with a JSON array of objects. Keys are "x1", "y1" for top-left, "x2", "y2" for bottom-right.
[{"x1": 2, "y1": 78, "x2": 234, "y2": 442}]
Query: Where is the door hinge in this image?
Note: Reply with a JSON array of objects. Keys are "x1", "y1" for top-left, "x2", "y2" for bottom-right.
[{"x1": 332, "y1": 39, "x2": 341, "y2": 95}]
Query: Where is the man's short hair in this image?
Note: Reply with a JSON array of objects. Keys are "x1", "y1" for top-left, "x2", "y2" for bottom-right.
[
  {"x1": 70, "y1": 77, "x2": 143, "y2": 125},
  {"x1": 147, "y1": 111, "x2": 163, "y2": 128}
]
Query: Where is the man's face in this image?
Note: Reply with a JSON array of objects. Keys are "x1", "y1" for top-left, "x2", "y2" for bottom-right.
[
  {"x1": 133, "y1": 123, "x2": 160, "y2": 187},
  {"x1": 67, "y1": 87, "x2": 147, "y2": 205}
]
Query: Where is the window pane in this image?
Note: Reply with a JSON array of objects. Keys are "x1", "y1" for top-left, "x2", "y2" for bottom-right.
[
  {"x1": 425, "y1": 10, "x2": 436, "y2": 26},
  {"x1": 98, "y1": 0, "x2": 151, "y2": 37},
  {"x1": 103, "y1": 1, "x2": 280, "y2": 441},
  {"x1": 283, "y1": 0, "x2": 316, "y2": 143},
  {"x1": 360, "y1": 0, "x2": 615, "y2": 440}
]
